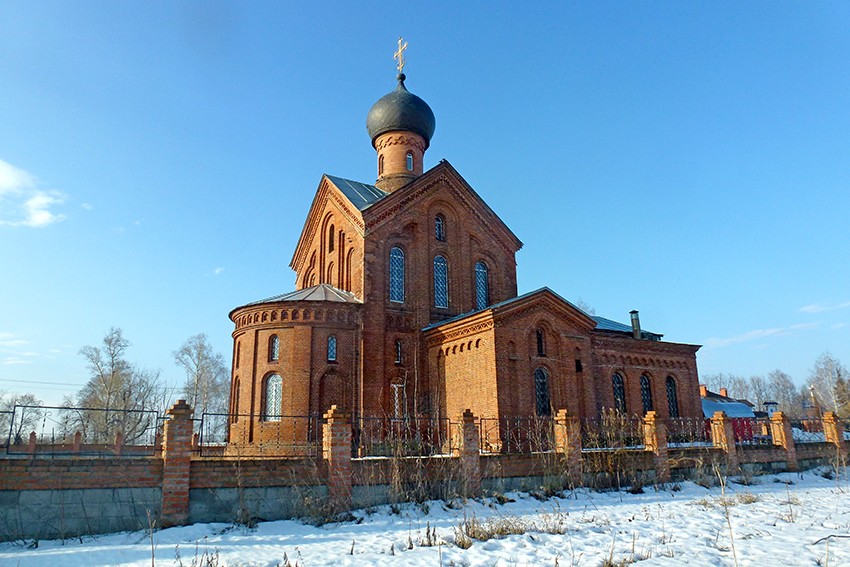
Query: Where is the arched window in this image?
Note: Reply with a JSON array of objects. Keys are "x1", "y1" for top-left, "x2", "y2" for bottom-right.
[
  {"x1": 263, "y1": 374, "x2": 282, "y2": 422},
  {"x1": 326, "y1": 262, "x2": 334, "y2": 283},
  {"x1": 640, "y1": 375, "x2": 653, "y2": 414},
  {"x1": 406, "y1": 152, "x2": 413, "y2": 171},
  {"x1": 328, "y1": 224, "x2": 335, "y2": 252},
  {"x1": 389, "y1": 247, "x2": 405, "y2": 302},
  {"x1": 395, "y1": 339, "x2": 403, "y2": 364},
  {"x1": 475, "y1": 261, "x2": 489, "y2": 310},
  {"x1": 666, "y1": 376, "x2": 680, "y2": 418},
  {"x1": 379, "y1": 154, "x2": 384, "y2": 175},
  {"x1": 235, "y1": 342, "x2": 241, "y2": 369},
  {"x1": 536, "y1": 328, "x2": 546, "y2": 357},
  {"x1": 269, "y1": 335, "x2": 280, "y2": 362},
  {"x1": 434, "y1": 255, "x2": 448, "y2": 308},
  {"x1": 534, "y1": 367, "x2": 551, "y2": 416},
  {"x1": 327, "y1": 335, "x2": 337, "y2": 362},
  {"x1": 435, "y1": 214, "x2": 446, "y2": 241},
  {"x1": 612, "y1": 373, "x2": 627, "y2": 413}
]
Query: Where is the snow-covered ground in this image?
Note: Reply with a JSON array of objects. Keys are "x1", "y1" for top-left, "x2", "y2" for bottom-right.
[{"x1": 2, "y1": 470, "x2": 849, "y2": 566}]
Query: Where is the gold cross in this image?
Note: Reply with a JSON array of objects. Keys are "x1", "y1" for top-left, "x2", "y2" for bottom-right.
[{"x1": 394, "y1": 37, "x2": 408, "y2": 73}]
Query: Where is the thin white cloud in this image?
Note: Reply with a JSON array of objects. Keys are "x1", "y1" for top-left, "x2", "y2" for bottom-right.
[
  {"x1": 213, "y1": 267, "x2": 224, "y2": 276},
  {"x1": 799, "y1": 301, "x2": 850, "y2": 314},
  {"x1": 703, "y1": 323, "x2": 816, "y2": 349},
  {"x1": 3, "y1": 357, "x2": 32, "y2": 365},
  {"x1": 80, "y1": 202, "x2": 93, "y2": 210},
  {"x1": 0, "y1": 159, "x2": 66, "y2": 228}
]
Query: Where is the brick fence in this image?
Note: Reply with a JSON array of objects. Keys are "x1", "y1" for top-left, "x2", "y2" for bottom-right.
[{"x1": 0, "y1": 401, "x2": 846, "y2": 541}]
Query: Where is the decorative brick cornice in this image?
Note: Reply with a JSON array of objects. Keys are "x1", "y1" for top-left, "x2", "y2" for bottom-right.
[
  {"x1": 425, "y1": 319, "x2": 494, "y2": 346},
  {"x1": 291, "y1": 177, "x2": 366, "y2": 273},
  {"x1": 375, "y1": 133, "x2": 426, "y2": 153},
  {"x1": 363, "y1": 162, "x2": 523, "y2": 258},
  {"x1": 230, "y1": 302, "x2": 362, "y2": 335}
]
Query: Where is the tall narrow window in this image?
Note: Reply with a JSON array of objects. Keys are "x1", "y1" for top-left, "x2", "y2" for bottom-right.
[
  {"x1": 392, "y1": 383, "x2": 406, "y2": 418},
  {"x1": 263, "y1": 374, "x2": 282, "y2": 422},
  {"x1": 395, "y1": 339, "x2": 403, "y2": 364},
  {"x1": 328, "y1": 224, "x2": 335, "y2": 252},
  {"x1": 475, "y1": 261, "x2": 489, "y2": 310},
  {"x1": 612, "y1": 373, "x2": 627, "y2": 413},
  {"x1": 536, "y1": 328, "x2": 546, "y2": 357},
  {"x1": 327, "y1": 335, "x2": 337, "y2": 362},
  {"x1": 434, "y1": 255, "x2": 448, "y2": 308},
  {"x1": 235, "y1": 342, "x2": 241, "y2": 369},
  {"x1": 534, "y1": 367, "x2": 551, "y2": 416},
  {"x1": 389, "y1": 247, "x2": 405, "y2": 302},
  {"x1": 379, "y1": 154, "x2": 384, "y2": 175},
  {"x1": 666, "y1": 376, "x2": 680, "y2": 418},
  {"x1": 435, "y1": 214, "x2": 446, "y2": 241},
  {"x1": 640, "y1": 375, "x2": 653, "y2": 414},
  {"x1": 406, "y1": 152, "x2": 413, "y2": 171},
  {"x1": 269, "y1": 335, "x2": 280, "y2": 362}
]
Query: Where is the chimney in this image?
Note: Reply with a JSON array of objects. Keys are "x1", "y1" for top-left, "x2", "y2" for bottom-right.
[
  {"x1": 699, "y1": 384, "x2": 707, "y2": 398},
  {"x1": 720, "y1": 387, "x2": 728, "y2": 398},
  {"x1": 629, "y1": 310, "x2": 641, "y2": 339}
]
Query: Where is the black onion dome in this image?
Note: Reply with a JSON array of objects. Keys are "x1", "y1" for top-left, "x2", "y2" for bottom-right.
[{"x1": 366, "y1": 73, "x2": 436, "y2": 148}]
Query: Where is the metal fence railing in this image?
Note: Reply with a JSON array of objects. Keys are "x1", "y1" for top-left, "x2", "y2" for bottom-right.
[
  {"x1": 731, "y1": 417, "x2": 772, "y2": 446},
  {"x1": 3, "y1": 404, "x2": 161, "y2": 457},
  {"x1": 203, "y1": 413, "x2": 322, "y2": 457},
  {"x1": 581, "y1": 412, "x2": 645, "y2": 451},
  {"x1": 667, "y1": 417, "x2": 711, "y2": 447},
  {"x1": 354, "y1": 416, "x2": 454, "y2": 457},
  {"x1": 791, "y1": 418, "x2": 826, "y2": 444},
  {"x1": 479, "y1": 416, "x2": 554, "y2": 454}
]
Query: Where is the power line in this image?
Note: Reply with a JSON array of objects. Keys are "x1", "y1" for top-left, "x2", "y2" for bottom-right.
[{"x1": 0, "y1": 378, "x2": 86, "y2": 387}]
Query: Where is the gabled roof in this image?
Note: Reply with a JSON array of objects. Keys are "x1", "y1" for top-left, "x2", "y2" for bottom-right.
[
  {"x1": 592, "y1": 315, "x2": 663, "y2": 340},
  {"x1": 700, "y1": 387, "x2": 756, "y2": 418},
  {"x1": 422, "y1": 287, "x2": 596, "y2": 332},
  {"x1": 240, "y1": 284, "x2": 362, "y2": 307},
  {"x1": 362, "y1": 160, "x2": 524, "y2": 254},
  {"x1": 325, "y1": 175, "x2": 387, "y2": 211}
]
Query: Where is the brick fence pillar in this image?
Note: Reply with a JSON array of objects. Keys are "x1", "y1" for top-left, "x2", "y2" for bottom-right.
[
  {"x1": 823, "y1": 412, "x2": 848, "y2": 465},
  {"x1": 27, "y1": 432, "x2": 36, "y2": 454},
  {"x1": 457, "y1": 409, "x2": 481, "y2": 497},
  {"x1": 770, "y1": 411, "x2": 797, "y2": 472},
  {"x1": 710, "y1": 411, "x2": 738, "y2": 473},
  {"x1": 553, "y1": 409, "x2": 583, "y2": 487},
  {"x1": 322, "y1": 405, "x2": 352, "y2": 510},
  {"x1": 161, "y1": 399, "x2": 194, "y2": 527},
  {"x1": 643, "y1": 411, "x2": 669, "y2": 482},
  {"x1": 72, "y1": 431, "x2": 82, "y2": 453}
]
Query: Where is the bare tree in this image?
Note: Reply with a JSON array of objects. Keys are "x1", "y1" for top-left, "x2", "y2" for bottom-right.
[
  {"x1": 726, "y1": 374, "x2": 751, "y2": 401},
  {"x1": 0, "y1": 392, "x2": 45, "y2": 445},
  {"x1": 807, "y1": 352, "x2": 850, "y2": 416},
  {"x1": 766, "y1": 369, "x2": 802, "y2": 417},
  {"x1": 173, "y1": 333, "x2": 229, "y2": 416},
  {"x1": 700, "y1": 373, "x2": 725, "y2": 392},
  {"x1": 748, "y1": 375, "x2": 769, "y2": 410},
  {"x1": 68, "y1": 328, "x2": 165, "y2": 443}
]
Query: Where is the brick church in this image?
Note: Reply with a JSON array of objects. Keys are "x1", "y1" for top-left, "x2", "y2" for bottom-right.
[{"x1": 226, "y1": 55, "x2": 702, "y2": 446}]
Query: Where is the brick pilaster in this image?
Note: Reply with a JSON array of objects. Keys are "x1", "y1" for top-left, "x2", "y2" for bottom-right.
[
  {"x1": 643, "y1": 411, "x2": 669, "y2": 482},
  {"x1": 553, "y1": 409, "x2": 582, "y2": 487},
  {"x1": 770, "y1": 411, "x2": 797, "y2": 472},
  {"x1": 823, "y1": 412, "x2": 848, "y2": 465},
  {"x1": 457, "y1": 409, "x2": 481, "y2": 497},
  {"x1": 322, "y1": 405, "x2": 352, "y2": 510},
  {"x1": 710, "y1": 411, "x2": 738, "y2": 473},
  {"x1": 161, "y1": 399, "x2": 194, "y2": 527}
]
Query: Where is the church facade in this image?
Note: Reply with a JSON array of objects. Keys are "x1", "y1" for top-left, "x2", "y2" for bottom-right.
[{"x1": 226, "y1": 65, "x2": 701, "y2": 447}]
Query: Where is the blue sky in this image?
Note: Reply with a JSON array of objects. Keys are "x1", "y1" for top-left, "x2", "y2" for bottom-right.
[{"x1": 2, "y1": 2, "x2": 849, "y2": 405}]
